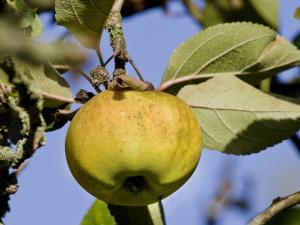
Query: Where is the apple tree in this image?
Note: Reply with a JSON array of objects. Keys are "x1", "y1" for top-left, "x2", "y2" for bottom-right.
[{"x1": 0, "y1": 0, "x2": 300, "y2": 225}]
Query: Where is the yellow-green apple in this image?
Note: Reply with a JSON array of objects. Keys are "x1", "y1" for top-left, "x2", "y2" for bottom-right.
[{"x1": 65, "y1": 90, "x2": 201, "y2": 206}]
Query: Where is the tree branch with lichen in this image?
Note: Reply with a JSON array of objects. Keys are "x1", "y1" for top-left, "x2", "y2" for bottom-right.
[
  {"x1": 105, "y1": 0, "x2": 144, "y2": 78},
  {"x1": 106, "y1": 0, "x2": 128, "y2": 70},
  {"x1": 248, "y1": 191, "x2": 300, "y2": 225},
  {"x1": 0, "y1": 57, "x2": 47, "y2": 220}
]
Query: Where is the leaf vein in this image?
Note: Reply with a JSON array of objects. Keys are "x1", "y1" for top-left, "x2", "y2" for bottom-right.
[
  {"x1": 194, "y1": 34, "x2": 274, "y2": 75},
  {"x1": 170, "y1": 31, "x2": 227, "y2": 81},
  {"x1": 213, "y1": 109, "x2": 267, "y2": 143}
]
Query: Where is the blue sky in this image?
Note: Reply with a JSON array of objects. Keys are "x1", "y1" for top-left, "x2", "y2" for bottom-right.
[{"x1": 4, "y1": 1, "x2": 300, "y2": 225}]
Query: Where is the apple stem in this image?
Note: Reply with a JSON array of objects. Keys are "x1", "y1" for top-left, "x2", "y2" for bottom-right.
[{"x1": 108, "y1": 74, "x2": 154, "y2": 91}]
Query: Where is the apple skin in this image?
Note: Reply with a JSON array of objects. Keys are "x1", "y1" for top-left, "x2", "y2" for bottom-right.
[{"x1": 65, "y1": 90, "x2": 201, "y2": 206}]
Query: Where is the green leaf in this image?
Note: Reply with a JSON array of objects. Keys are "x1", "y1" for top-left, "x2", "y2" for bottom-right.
[
  {"x1": 202, "y1": 0, "x2": 278, "y2": 30},
  {"x1": 250, "y1": 0, "x2": 278, "y2": 30},
  {"x1": 6, "y1": 0, "x2": 43, "y2": 37},
  {"x1": 81, "y1": 200, "x2": 116, "y2": 225},
  {"x1": 295, "y1": 8, "x2": 300, "y2": 20},
  {"x1": 55, "y1": 0, "x2": 115, "y2": 49},
  {"x1": 202, "y1": 1, "x2": 228, "y2": 28},
  {"x1": 0, "y1": 24, "x2": 86, "y2": 65},
  {"x1": 30, "y1": 13, "x2": 44, "y2": 37},
  {"x1": 177, "y1": 75, "x2": 300, "y2": 155},
  {"x1": 42, "y1": 103, "x2": 71, "y2": 132},
  {"x1": 160, "y1": 23, "x2": 300, "y2": 94},
  {"x1": 20, "y1": 62, "x2": 73, "y2": 108},
  {"x1": 7, "y1": 0, "x2": 35, "y2": 27},
  {"x1": 0, "y1": 68, "x2": 12, "y2": 87},
  {"x1": 0, "y1": 60, "x2": 74, "y2": 108}
]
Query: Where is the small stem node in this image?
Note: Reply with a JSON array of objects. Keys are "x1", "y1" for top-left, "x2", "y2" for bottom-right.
[
  {"x1": 108, "y1": 75, "x2": 154, "y2": 91},
  {"x1": 75, "y1": 89, "x2": 95, "y2": 104}
]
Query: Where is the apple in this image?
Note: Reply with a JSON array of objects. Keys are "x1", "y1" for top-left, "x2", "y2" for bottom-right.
[{"x1": 65, "y1": 90, "x2": 201, "y2": 206}]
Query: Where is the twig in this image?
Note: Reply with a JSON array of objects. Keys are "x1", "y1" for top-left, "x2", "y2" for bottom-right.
[
  {"x1": 126, "y1": 55, "x2": 144, "y2": 81},
  {"x1": 96, "y1": 45, "x2": 105, "y2": 67},
  {"x1": 106, "y1": 0, "x2": 127, "y2": 70},
  {"x1": 52, "y1": 64, "x2": 101, "y2": 92},
  {"x1": 106, "y1": 0, "x2": 145, "y2": 80},
  {"x1": 15, "y1": 161, "x2": 28, "y2": 176},
  {"x1": 52, "y1": 65, "x2": 90, "y2": 81},
  {"x1": 182, "y1": 0, "x2": 204, "y2": 24},
  {"x1": 248, "y1": 191, "x2": 300, "y2": 225},
  {"x1": 104, "y1": 55, "x2": 114, "y2": 66},
  {"x1": 41, "y1": 92, "x2": 76, "y2": 104},
  {"x1": 55, "y1": 109, "x2": 79, "y2": 121},
  {"x1": 207, "y1": 178, "x2": 232, "y2": 225}
]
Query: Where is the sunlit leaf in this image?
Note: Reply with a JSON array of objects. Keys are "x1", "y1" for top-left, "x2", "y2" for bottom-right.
[
  {"x1": 81, "y1": 200, "x2": 116, "y2": 225},
  {"x1": 160, "y1": 23, "x2": 300, "y2": 94}
]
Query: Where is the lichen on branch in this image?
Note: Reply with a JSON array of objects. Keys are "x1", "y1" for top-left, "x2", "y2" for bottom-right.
[
  {"x1": 0, "y1": 57, "x2": 46, "y2": 220},
  {"x1": 105, "y1": 0, "x2": 128, "y2": 64}
]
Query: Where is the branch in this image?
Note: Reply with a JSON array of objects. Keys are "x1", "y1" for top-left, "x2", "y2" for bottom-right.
[
  {"x1": 106, "y1": 0, "x2": 127, "y2": 70},
  {"x1": 182, "y1": 0, "x2": 204, "y2": 25},
  {"x1": 95, "y1": 45, "x2": 105, "y2": 67},
  {"x1": 248, "y1": 191, "x2": 300, "y2": 225},
  {"x1": 106, "y1": 0, "x2": 145, "y2": 81},
  {"x1": 41, "y1": 92, "x2": 76, "y2": 104}
]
